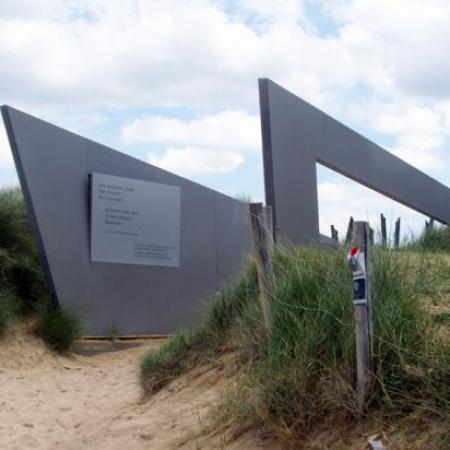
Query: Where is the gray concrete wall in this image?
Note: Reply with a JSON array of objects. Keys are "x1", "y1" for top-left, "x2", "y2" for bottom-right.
[
  {"x1": 2, "y1": 106, "x2": 250, "y2": 336},
  {"x1": 259, "y1": 78, "x2": 450, "y2": 245}
]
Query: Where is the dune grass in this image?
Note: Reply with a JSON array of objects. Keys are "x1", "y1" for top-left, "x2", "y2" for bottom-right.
[
  {"x1": 408, "y1": 224, "x2": 450, "y2": 252},
  {"x1": 34, "y1": 304, "x2": 81, "y2": 353},
  {"x1": 140, "y1": 245, "x2": 450, "y2": 447},
  {"x1": 0, "y1": 187, "x2": 81, "y2": 351},
  {"x1": 140, "y1": 262, "x2": 259, "y2": 393},
  {"x1": 0, "y1": 290, "x2": 16, "y2": 336}
]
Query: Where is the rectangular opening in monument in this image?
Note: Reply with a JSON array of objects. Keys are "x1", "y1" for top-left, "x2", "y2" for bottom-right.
[{"x1": 315, "y1": 163, "x2": 429, "y2": 242}]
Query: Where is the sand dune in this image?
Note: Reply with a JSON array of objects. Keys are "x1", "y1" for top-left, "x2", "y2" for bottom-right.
[{"x1": 0, "y1": 325, "x2": 271, "y2": 449}]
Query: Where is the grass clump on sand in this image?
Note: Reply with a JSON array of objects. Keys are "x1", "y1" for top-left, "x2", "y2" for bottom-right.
[
  {"x1": 140, "y1": 245, "x2": 450, "y2": 447},
  {"x1": 34, "y1": 304, "x2": 81, "y2": 353},
  {"x1": 0, "y1": 187, "x2": 81, "y2": 351},
  {"x1": 140, "y1": 263, "x2": 258, "y2": 393}
]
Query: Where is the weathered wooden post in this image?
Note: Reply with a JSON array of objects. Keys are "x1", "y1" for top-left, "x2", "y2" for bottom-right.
[
  {"x1": 345, "y1": 217, "x2": 354, "y2": 244},
  {"x1": 249, "y1": 203, "x2": 274, "y2": 333},
  {"x1": 331, "y1": 225, "x2": 338, "y2": 242},
  {"x1": 380, "y1": 213, "x2": 387, "y2": 247},
  {"x1": 394, "y1": 218, "x2": 401, "y2": 249},
  {"x1": 348, "y1": 221, "x2": 373, "y2": 416},
  {"x1": 369, "y1": 227, "x2": 374, "y2": 246}
]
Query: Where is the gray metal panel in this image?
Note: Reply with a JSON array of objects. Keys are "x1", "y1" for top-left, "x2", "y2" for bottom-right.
[
  {"x1": 2, "y1": 105, "x2": 250, "y2": 335},
  {"x1": 213, "y1": 192, "x2": 250, "y2": 281},
  {"x1": 259, "y1": 79, "x2": 450, "y2": 244}
]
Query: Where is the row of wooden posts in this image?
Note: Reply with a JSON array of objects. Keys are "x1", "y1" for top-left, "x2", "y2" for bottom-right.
[
  {"x1": 332, "y1": 214, "x2": 435, "y2": 248},
  {"x1": 337, "y1": 214, "x2": 399, "y2": 247},
  {"x1": 248, "y1": 203, "x2": 374, "y2": 416}
]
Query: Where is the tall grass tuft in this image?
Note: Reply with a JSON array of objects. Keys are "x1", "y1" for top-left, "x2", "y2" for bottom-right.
[
  {"x1": 140, "y1": 262, "x2": 258, "y2": 394},
  {"x1": 408, "y1": 225, "x2": 450, "y2": 252},
  {"x1": 0, "y1": 186, "x2": 35, "y2": 254},
  {"x1": 34, "y1": 304, "x2": 81, "y2": 352},
  {"x1": 0, "y1": 187, "x2": 81, "y2": 351},
  {"x1": 140, "y1": 244, "x2": 450, "y2": 445}
]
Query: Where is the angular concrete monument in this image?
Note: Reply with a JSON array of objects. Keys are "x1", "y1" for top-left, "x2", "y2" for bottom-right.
[
  {"x1": 2, "y1": 106, "x2": 250, "y2": 336},
  {"x1": 259, "y1": 78, "x2": 450, "y2": 244}
]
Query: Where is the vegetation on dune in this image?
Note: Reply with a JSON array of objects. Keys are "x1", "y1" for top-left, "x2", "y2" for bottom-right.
[
  {"x1": 0, "y1": 289, "x2": 16, "y2": 336},
  {"x1": 34, "y1": 304, "x2": 81, "y2": 352},
  {"x1": 408, "y1": 224, "x2": 450, "y2": 252},
  {"x1": 4, "y1": 181, "x2": 450, "y2": 443},
  {"x1": 140, "y1": 262, "x2": 259, "y2": 393},
  {"x1": 141, "y1": 245, "x2": 450, "y2": 447},
  {"x1": 0, "y1": 187, "x2": 80, "y2": 351}
]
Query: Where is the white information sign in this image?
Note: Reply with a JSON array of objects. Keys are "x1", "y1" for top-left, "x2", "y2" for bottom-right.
[{"x1": 90, "y1": 173, "x2": 181, "y2": 267}]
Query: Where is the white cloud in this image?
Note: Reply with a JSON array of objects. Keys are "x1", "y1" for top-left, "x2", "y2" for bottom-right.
[
  {"x1": 316, "y1": 0, "x2": 450, "y2": 173},
  {"x1": 0, "y1": 0, "x2": 449, "y2": 118},
  {"x1": 124, "y1": 110, "x2": 259, "y2": 177},
  {"x1": 0, "y1": 0, "x2": 449, "y2": 197},
  {"x1": 372, "y1": 105, "x2": 448, "y2": 171},
  {"x1": 0, "y1": 0, "x2": 395, "y2": 113},
  {"x1": 0, "y1": 0, "x2": 64, "y2": 19},
  {"x1": 147, "y1": 147, "x2": 244, "y2": 176},
  {"x1": 332, "y1": 0, "x2": 450, "y2": 99},
  {"x1": 122, "y1": 110, "x2": 260, "y2": 151}
]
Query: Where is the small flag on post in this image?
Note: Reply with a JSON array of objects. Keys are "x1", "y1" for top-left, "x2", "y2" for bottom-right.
[{"x1": 348, "y1": 246, "x2": 367, "y2": 306}]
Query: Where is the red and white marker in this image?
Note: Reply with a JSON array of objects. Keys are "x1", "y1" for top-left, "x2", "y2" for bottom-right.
[{"x1": 348, "y1": 246, "x2": 367, "y2": 305}]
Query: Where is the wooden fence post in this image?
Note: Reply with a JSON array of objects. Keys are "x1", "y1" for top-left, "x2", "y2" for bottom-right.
[
  {"x1": 380, "y1": 213, "x2": 387, "y2": 248},
  {"x1": 369, "y1": 227, "x2": 374, "y2": 247},
  {"x1": 331, "y1": 225, "x2": 338, "y2": 242},
  {"x1": 349, "y1": 221, "x2": 373, "y2": 416},
  {"x1": 394, "y1": 218, "x2": 401, "y2": 249},
  {"x1": 249, "y1": 203, "x2": 274, "y2": 333},
  {"x1": 345, "y1": 217, "x2": 354, "y2": 244}
]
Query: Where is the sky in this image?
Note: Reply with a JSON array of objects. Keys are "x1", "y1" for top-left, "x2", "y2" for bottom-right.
[{"x1": 1, "y1": 0, "x2": 450, "y2": 239}]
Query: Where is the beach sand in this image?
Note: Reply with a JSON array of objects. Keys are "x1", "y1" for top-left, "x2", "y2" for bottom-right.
[{"x1": 0, "y1": 325, "x2": 270, "y2": 449}]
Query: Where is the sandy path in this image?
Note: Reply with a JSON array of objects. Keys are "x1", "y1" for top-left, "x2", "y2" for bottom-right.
[{"x1": 0, "y1": 326, "x2": 270, "y2": 449}]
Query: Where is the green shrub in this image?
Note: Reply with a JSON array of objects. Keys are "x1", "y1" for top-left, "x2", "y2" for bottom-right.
[
  {"x1": 35, "y1": 304, "x2": 81, "y2": 352},
  {"x1": 0, "y1": 289, "x2": 16, "y2": 336},
  {"x1": 0, "y1": 187, "x2": 46, "y2": 316},
  {"x1": 141, "y1": 332, "x2": 196, "y2": 393},
  {"x1": 0, "y1": 187, "x2": 81, "y2": 352},
  {"x1": 0, "y1": 187, "x2": 35, "y2": 253}
]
